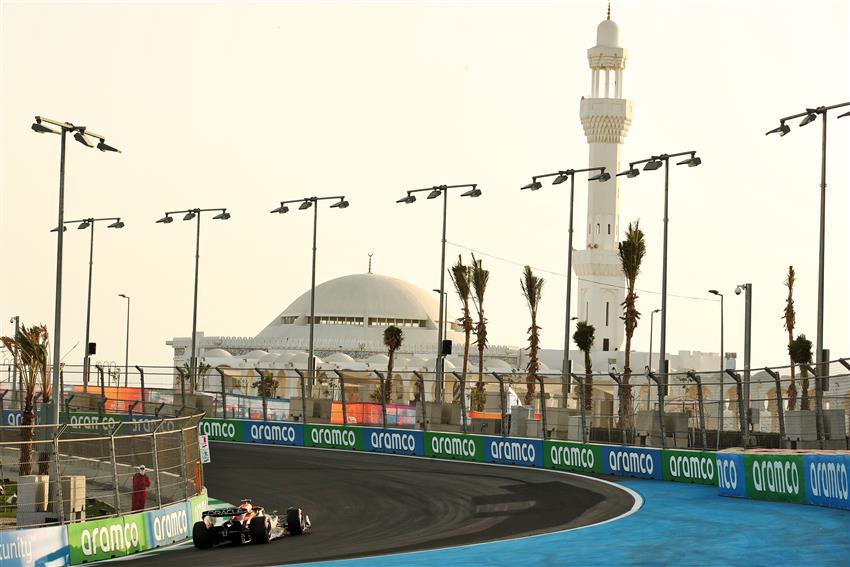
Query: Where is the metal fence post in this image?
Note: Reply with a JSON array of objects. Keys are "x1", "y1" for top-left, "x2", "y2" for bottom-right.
[
  {"x1": 176, "y1": 420, "x2": 188, "y2": 501},
  {"x1": 333, "y1": 369, "x2": 347, "y2": 426},
  {"x1": 109, "y1": 422, "x2": 123, "y2": 512},
  {"x1": 135, "y1": 365, "x2": 146, "y2": 409},
  {"x1": 562, "y1": 359, "x2": 572, "y2": 408},
  {"x1": 687, "y1": 371, "x2": 707, "y2": 450},
  {"x1": 763, "y1": 367, "x2": 786, "y2": 443},
  {"x1": 414, "y1": 371, "x2": 427, "y2": 431},
  {"x1": 649, "y1": 371, "x2": 666, "y2": 448},
  {"x1": 536, "y1": 376, "x2": 548, "y2": 440},
  {"x1": 805, "y1": 364, "x2": 826, "y2": 449},
  {"x1": 726, "y1": 370, "x2": 749, "y2": 447},
  {"x1": 453, "y1": 372, "x2": 467, "y2": 434},
  {"x1": 53, "y1": 424, "x2": 68, "y2": 524},
  {"x1": 571, "y1": 373, "x2": 588, "y2": 443},
  {"x1": 151, "y1": 419, "x2": 164, "y2": 509},
  {"x1": 375, "y1": 371, "x2": 388, "y2": 430},
  {"x1": 254, "y1": 367, "x2": 268, "y2": 422},
  {"x1": 215, "y1": 367, "x2": 227, "y2": 419},
  {"x1": 493, "y1": 373, "x2": 507, "y2": 437},
  {"x1": 176, "y1": 367, "x2": 187, "y2": 409},
  {"x1": 294, "y1": 369, "x2": 309, "y2": 424},
  {"x1": 95, "y1": 364, "x2": 106, "y2": 417}
]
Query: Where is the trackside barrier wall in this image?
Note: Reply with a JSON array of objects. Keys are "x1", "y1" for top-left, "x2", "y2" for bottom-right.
[{"x1": 0, "y1": 525, "x2": 69, "y2": 567}]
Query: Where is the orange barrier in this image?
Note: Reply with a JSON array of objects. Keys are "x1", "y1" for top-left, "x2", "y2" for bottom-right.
[{"x1": 330, "y1": 401, "x2": 416, "y2": 426}]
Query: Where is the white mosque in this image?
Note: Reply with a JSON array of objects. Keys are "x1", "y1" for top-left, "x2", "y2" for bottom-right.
[{"x1": 168, "y1": 11, "x2": 748, "y2": 415}]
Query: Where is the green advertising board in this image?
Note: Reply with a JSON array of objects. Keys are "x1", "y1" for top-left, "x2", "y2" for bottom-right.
[
  {"x1": 744, "y1": 453, "x2": 806, "y2": 503},
  {"x1": 662, "y1": 450, "x2": 717, "y2": 485},
  {"x1": 188, "y1": 492, "x2": 209, "y2": 523},
  {"x1": 304, "y1": 424, "x2": 363, "y2": 450},
  {"x1": 198, "y1": 418, "x2": 244, "y2": 441},
  {"x1": 424, "y1": 432, "x2": 484, "y2": 462},
  {"x1": 65, "y1": 412, "x2": 123, "y2": 432},
  {"x1": 544, "y1": 440, "x2": 601, "y2": 474},
  {"x1": 68, "y1": 513, "x2": 148, "y2": 564}
]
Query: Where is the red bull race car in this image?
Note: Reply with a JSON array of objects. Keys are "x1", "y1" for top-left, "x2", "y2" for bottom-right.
[{"x1": 192, "y1": 499, "x2": 311, "y2": 548}]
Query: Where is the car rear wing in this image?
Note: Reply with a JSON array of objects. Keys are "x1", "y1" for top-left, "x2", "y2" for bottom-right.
[{"x1": 202, "y1": 507, "x2": 242, "y2": 517}]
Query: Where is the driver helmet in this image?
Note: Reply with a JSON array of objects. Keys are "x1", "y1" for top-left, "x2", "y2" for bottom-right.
[{"x1": 239, "y1": 501, "x2": 253, "y2": 513}]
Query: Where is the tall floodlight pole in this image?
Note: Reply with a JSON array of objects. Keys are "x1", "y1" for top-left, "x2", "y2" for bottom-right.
[
  {"x1": 119, "y1": 294, "x2": 130, "y2": 387},
  {"x1": 767, "y1": 102, "x2": 850, "y2": 377},
  {"x1": 397, "y1": 184, "x2": 481, "y2": 400},
  {"x1": 521, "y1": 167, "x2": 610, "y2": 399},
  {"x1": 618, "y1": 151, "x2": 702, "y2": 382},
  {"x1": 709, "y1": 290, "x2": 724, "y2": 448},
  {"x1": 271, "y1": 196, "x2": 349, "y2": 384},
  {"x1": 53, "y1": 217, "x2": 125, "y2": 390},
  {"x1": 31, "y1": 116, "x2": 120, "y2": 424},
  {"x1": 735, "y1": 283, "x2": 752, "y2": 408},
  {"x1": 9, "y1": 316, "x2": 20, "y2": 401},
  {"x1": 432, "y1": 289, "x2": 448, "y2": 337},
  {"x1": 157, "y1": 208, "x2": 230, "y2": 398}
]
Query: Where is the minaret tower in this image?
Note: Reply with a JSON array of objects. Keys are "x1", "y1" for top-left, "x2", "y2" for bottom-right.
[{"x1": 571, "y1": 8, "x2": 631, "y2": 352}]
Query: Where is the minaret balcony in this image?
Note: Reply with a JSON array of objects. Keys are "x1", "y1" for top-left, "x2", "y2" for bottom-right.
[{"x1": 580, "y1": 98, "x2": 632, "y2": 144}]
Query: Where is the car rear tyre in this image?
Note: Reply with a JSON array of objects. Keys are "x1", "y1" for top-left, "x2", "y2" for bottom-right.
[
  {"x1": 229, "y1": 520, "x2": 246, "y2": 545},
  {"x1": 192, "y1": 521, "x2": 213, "y2": 549},
  {"x1": 249, "y1": 516, "x2": 271, "y2": 544},
  {"x1": 286, "y1": 508, "x2": 305, "y2": 535}
]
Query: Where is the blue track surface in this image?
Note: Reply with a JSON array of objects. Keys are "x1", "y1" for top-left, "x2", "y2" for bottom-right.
[{"x1": 294, "y1": 480, "x2": 850, "y2": 566}]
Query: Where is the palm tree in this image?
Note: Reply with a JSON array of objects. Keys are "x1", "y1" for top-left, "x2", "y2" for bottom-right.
[
  {"x1": 383, "y1": 325, "x2": 404, "y2": 403},
  {"x1": 520, "y1": 266, "x2": 544, "y2": 405},
  {"x1": 573, "y1": 321, "x2": 595, "y2": 411},
  {"x1": 782, "y1": 266, "x2": 798, "y2": 410},
  {"x1": 470, "y1": 255, "x2": 489, "y2": 411},
  {"x1": 618, "y1": 221, "x2": 646, "y2": 428},
  {"x1": 789, "y1": 334, "x2": 813, "y2": 411},
  {"x1": 450, "y1": 256, "x2": 473, "y2": 402},
  {"x1": 1, "y1": 323, "x2": 50, "y2": 476},
  {"x1": 180, "y1": 360, "x2": 211, "y2": 392},
  {"x1": 252, "y1": 370, "x2": 279, "y2": 398}
]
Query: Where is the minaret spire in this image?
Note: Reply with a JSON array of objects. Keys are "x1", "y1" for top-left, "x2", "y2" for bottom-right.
[
  {"x1": 368, "y1": 253, "x2": 373, "y2": 274},
  {"x1": 607, "y1": 1, "x2": 611, "y2": 20}
]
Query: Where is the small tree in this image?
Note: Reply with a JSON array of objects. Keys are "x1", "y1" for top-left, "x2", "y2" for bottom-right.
[
  {"x1": 618, "y1": 221, "x2": 646, "y2": 428},
  {"x1": 789, "y1": 334, "x2": 813, "y2": 410},
  {"x1": 782, "y1": 266, "x2": 798, "y2": 410},
  {"x1": 252, "y1": 370, "x2": 279, "y2": 398},
  {"x1": 573, "y1": 321, "x2": 595, "y2": 411},
  {"x1": 383, "y1": 325, "x2": 404, "y2": 403},
  {"x1": 179, "y1": 361, "x2": 211, "y2": 392},
  {"x1": 450, "y1": 256, "x2": 473, "y2": 402},
  {"x1": 470, "y1": 255, "x2": 490, "y2": 411},
  {"x1": 520, "y1": 266, "x2": 544, "y2": 405},
  {"x1": 1, "y1": 324, "x2": 50, "y2": 476}
]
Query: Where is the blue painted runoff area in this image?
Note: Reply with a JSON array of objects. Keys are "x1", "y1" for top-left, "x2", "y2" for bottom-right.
[{"x1": 292, "y1": 480, "x2": 850, "y2": 567}]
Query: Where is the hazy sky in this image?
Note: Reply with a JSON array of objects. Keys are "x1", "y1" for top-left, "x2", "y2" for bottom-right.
[{"x1": 1, "y1": 0, "x2": 848, "y2": 370}]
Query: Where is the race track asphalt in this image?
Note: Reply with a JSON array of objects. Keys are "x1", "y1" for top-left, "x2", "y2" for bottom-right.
[{"x1": 124, "y1": 442, "x2": 635, "y2": 567}]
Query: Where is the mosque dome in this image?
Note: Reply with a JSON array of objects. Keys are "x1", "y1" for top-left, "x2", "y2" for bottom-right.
[
  {"x1": 596, "y1": 18, "x2": 619, "y2": 47},
  {"x1": 203, "y1": 348, "x2": 232, "y2": 359}
]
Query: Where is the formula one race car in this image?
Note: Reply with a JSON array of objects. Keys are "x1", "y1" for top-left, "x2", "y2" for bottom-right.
[{"x1": 192, "y1": 499, "x2": 311, "y2": 548}]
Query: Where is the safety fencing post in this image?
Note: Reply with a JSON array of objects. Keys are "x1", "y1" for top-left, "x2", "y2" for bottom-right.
[
  {"x1": 763, "y1": 367, "x2": 786, "y2": 443},
  {"x1": 254, "y1": 367, "x2": 268, "y2": 422},
  {"x1": 151, "y1": 419, "x2": 164, "y2": 508},
  {"x1": 562, "y1": 360, "x2": 572, "y2": 408},
  {"x1": 96, "y1": 364, "x2": 106, "y2": 417},
  {"x1": 535, "y1": 376, "x2": 548, "y2": 439},
  {"x1": 294, "y1": 369, "x2": 309, "y2": 424},
  {"x1": 176, "y1": 366, "x2": 187, "y2": 409},
  {"x1": 805, "y1": 364, "x2": 826, "y2": 450},
  {"x1": 109, "y1": 422, "x2": 123, "y2": 512},
  {"x1": 177, "y1": 419, "x2": 188, "y2": 501},
  {"x1": 333, "y1": 369, "x2": 347, "y2": 426},
  {"x1": 452, "y1": 372, "x2": 468, "y2": 434},
  {"x1": 375, "y1": 371, "x2": 388, "y2": 430},
  {"x1": 571, "y1": 373, "x2": 588, "y2": 443},
  {"x1": 687, "y1": 371, "x2": 707, "y2": 450},
  {"x1": 413, "y1": 371, "x2": 427, "y2": 431},
  {"x1": 215, "y1": 367, "x2": 228, "y2": 419},
  {"x1": 725, "y1": 370, "x2": 748, "y2": 448},
  {"x1": 53, "y1": 424, "x2": 68, "y2": 524},
  {"x1": 135, "y1": 365, "x2": 146, "y2": 405},
  {"x1": 608, "y1": 371, "x2": 626, "y2": 445},
  {"x1": 493, "y1": 373, "x2": 507, "y2": 437},
  {"x1": 648, "y1": 371, "x2": 666, "y2": 448}
]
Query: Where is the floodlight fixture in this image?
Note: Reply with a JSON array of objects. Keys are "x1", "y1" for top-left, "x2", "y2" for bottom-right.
[
  {"x1": 589, "y1": 171, "x2": 611, "y2": 182},
  {"x1": 799, "y1": 112, "x2": 818, "y2": 127},
  {"x1": 107, "y1": 219, "x2": 125, "y2": 229},
  {"x1": 397, "y1": 194, "x2": 416, "y2": 204},
  {"x1": 50, "y1": 226, "x2": 68, "y2": 233},
  {"x1": 643, "y1": 160, "x2": 663, "y2": 171},
  {"x1": 552, "y1": 173, "x2": 569, "y2": 185},
  {"x1": 32, "y1": 121, "x2": 59, "y2": 134},
  {"x1": 708, "y1": 289, "x2": 721, "y2": 296},
  {"x1": 96, "y1": 140, "x2": 121, "y2": 153},
  {"x1": 77, "y1": 221, "x2": 91, "y2": 230},
  {"x1": 212, "y1": 211, "x2": 231, "y2": 220},
  {"x1": 271, "y1": 204, "x2": 290, "y2": 214},
  {"x1": 183, "y1": 211, "x2": 197, "y2": 221},
  {"x1": 838, "y1": 111, "x2": 850, "y2": 119},
  {"x1": 299, "y1": 200, "x2": 313, "y2": 210},
  {"x1": 766, "y1": 123, "x2": 791, "y2": 136},
  {"x1": 427, "y1": 188, "x2": 442, "y2": 199},
  {"x1": 521, "y1": 180, "x2": 543, "y2": 191},
  {"x1": 156, "y1": 214, "x2": 173, "y2": 224},
  {"x1": 676, "y1": 155, "x2": 702, "y2": 167},
  {"x1": 330, "y1": 199, "x2": 349, "y2": 209},
  {"x1": 461, "y1": 187, "x2": 481, "y2": 198},
  {"x1": 617, "y1": 167, "x2": 640, "y2": 178},
  {"x1": 73, "y1": 131, "x2": 93, "y2": 148}
]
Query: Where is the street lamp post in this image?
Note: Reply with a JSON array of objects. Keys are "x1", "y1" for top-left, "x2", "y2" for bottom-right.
[
  {"x1": 397, "y1": 184, "x2": 481, "y2": 401},
  {"x1": 647, "y1": 308, "x2": 661, "y2": 410},
  {"x1": 53, "y1": 217, "x2": 125, "y2": 391},
  {"x1": 157, "y1": 208, "x2": 231, "y2": 399},
  {"x1": 618, "y1": 151, "x2": 702, "y2": 383},
  {"x1": 767, "y1": 102, "x2": 850, "y2": 376},
  {"x1": 735, "y1": 283, "x2": 752, "y2": 409},
  {"x1": 271, "y1": 196, "x2": 349, "y2": 384},
  {"x1": 31, "y1": 116, "x2": 120, "y2": 424},
  {"x1": 709, "y1": 290, "x2": 724, "y2": 448},
  {"x1": 119, "y1": 294, "x2": 130, "y2": 387},
  {"x1": 9, "y1": 316, "x2": 20, "y2": 403},
  {"x1": 432, "y1": 289, "x2": 448, "y2": 337},
  {"x1": 521, "y1": 167, "x2": 610, "y2": 403}
]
